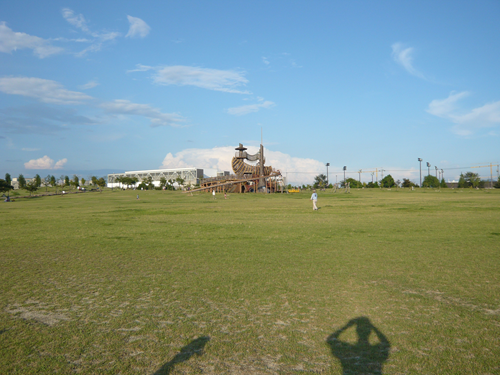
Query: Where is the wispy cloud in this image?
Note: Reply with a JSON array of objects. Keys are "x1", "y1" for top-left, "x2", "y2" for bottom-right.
[
  {"x1": 0, "y1": 104, "x2": 97, "y2": 135},
  {"x1": 22, "y1": 148, "x2": 40, "y2": 151},
  {"x1": 391, "y1": 42, "x2": 424, "y2": 79},
  {"x1": 24, "y1": 155, "x2": 67, "y2": 170},
  {"x1": 227, "y1": 99, "x2": 275, "y2": 116},
  {"x1": 427, "y1": 91, "x2": 500, "y2": 135},
  {"x1": 0, "y1": 77, "x2": 183, "y2": 130},
  {"x1": 79, "y1": 80, "x2": 99, "y2": 90},
  {"x1": 130, "y1": 64, "x2": 250, "y2": 94},
  {"x1": 0, "y1": 22, "x2": 63, "y2": 58},
  {"x1": 61, "y1": 8, "x2": 121, "y2": 57},
  {"x1": 0, "y1": 77, "x2": 93, "y2": 105},
  {"x1": 99, "y1": 99, "x2": 184, "y2": 127},
  {"x1": 126, "y1": 16, "x2": 151, "y2": 38}
]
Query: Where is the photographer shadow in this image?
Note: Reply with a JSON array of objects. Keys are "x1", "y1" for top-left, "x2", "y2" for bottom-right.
[
  {"x1": 153, "y1": 336, "x2": 210, "y2": 375},
  {"x1": 326, "y1": 317, "x2": 390, "y2": 375}
]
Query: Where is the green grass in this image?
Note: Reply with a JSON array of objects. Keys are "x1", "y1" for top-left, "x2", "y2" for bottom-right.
[{"x1": 1, "y1": 188, "x2": 499, "y2": 374}]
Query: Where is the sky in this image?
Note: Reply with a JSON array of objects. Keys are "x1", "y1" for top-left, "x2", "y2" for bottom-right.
[{"x1": 1, "y1": 0, "x2": 499, "y2": 186}]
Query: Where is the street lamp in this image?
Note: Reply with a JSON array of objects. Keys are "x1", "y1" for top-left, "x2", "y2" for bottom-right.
[
  {"x1": 418, "y1": 158, "x2": 423, "y2": 187},
  {"x1": 326, "y1": 163, "x2": 330, "y2": 187},
  {"x1": 343, "y1": 166, "x2": 347, "y2": 187}
]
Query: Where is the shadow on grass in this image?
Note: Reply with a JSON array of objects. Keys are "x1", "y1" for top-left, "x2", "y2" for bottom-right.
[
  {"x1": 326, "y1": 317, "x2": 390, "y2": 375},
  {"x1": 154, "y1": 336, "x2": 210, "y2": 374}
]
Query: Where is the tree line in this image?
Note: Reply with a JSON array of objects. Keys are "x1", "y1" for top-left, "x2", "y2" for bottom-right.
[
  {"x1": 1, "y1": 173, "x2": 106, "y2": 196},
  {"x1": 304, "y1": 172, "x2": 500, "y2": 190}
]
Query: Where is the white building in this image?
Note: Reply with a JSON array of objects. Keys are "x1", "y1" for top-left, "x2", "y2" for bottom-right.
[{"x1": 107, "y1": 167, "x2": 222, "y2": 189}]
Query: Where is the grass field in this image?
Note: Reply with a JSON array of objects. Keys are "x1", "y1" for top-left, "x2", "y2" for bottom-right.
[{"x1": 1, "y1": 188, "x2": 499, "y2": 374}]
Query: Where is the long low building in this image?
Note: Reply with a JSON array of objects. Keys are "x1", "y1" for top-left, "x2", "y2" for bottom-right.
[{"x1": 107, "y1": 168, "x2": 204, "y2": 189}]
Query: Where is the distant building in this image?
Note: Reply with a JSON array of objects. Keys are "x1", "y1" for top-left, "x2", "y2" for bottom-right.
[{"x1": 107, "y1": 167, "x2": 228, "y2": 189}]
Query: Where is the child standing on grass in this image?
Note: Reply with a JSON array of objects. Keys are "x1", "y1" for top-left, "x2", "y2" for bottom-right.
[{"x1": 311, "y1": 189, "x2": 318, "y2": 211}]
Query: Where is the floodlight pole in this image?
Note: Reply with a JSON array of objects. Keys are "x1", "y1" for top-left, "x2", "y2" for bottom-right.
[
  {"x1": 343, "y1": 166, "x2": 347, "y2": 187},
  {"x1": 326, "y1": 163, "x2": 330, "y2": 187},
  {"x1": 358, "y1": 170, "x2": 362, "y2": 185},
  {"x1": 435, "y1": 166, "x2": 438, "y2": 178},
  {"x1": 418, "y1": 158, "x2": 423, "y2": 187},
  {"x1": 426, "y1": 162, "x2": 431, "y2": 176}
]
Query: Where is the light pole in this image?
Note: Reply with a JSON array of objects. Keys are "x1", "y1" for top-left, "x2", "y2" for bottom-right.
[
  {"x1": 343, "y1": 166, "x2": 346, "y2": 187},
  {"x1": 358, "y1": 170, "x2": 362, "y2": 185},
  {"x1": 426, "y1": 162, "x2": 431, "y2": 176},
  {"x1": 435, "y1": 166, "x2": 438, "y2": 179},
  {"x1": 371, "y1": 172, "x2": 374, "y2": 183},
  {"x1": 441, "y1": 169, "x2": 444, "y2": 183},
  {"x1": 326, "y1": 163, "x2": 330, "y2": 187},
  {"x1": 418, "y1": 158, "x2": 423, "y2": 187}
]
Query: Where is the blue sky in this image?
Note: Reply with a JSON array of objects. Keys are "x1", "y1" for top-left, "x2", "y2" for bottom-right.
[{"x1": 1, "y1": 0, "x2": 499, "y2": 185}]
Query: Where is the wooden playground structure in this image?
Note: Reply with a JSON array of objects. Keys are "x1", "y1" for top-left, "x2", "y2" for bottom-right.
[{"x1": 186, "y1": 143, "x2": 284, "y2": 194}]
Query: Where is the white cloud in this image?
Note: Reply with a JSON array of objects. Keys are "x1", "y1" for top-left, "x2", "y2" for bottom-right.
[
  {"x1": 262, "y1": 57, "x2": 270, "y2": 65},
  {"x1": 0, "y1": 77, "x2": 93, "y2": 104},
  {"x1": 160, "y1": 146, "x2": 326, "y2": 185},
  {"x1": 21, "y1": 148, "x2": 40, "y2": 151},
  {"x1": 79, "y1": 80, "x2": 99, "y2": 90},
  {"x1": 126, "y1": 16, "x2": 151, "y2": 38},
  {"x1": 24, "y1": 155, "x2": 67, "y2": 170},
  {"x1": 61, "y1": 8, "x2": 90, "y2": 33},
  {"x1": 0, "y1": 22, "x2": 63, "y2": 58},
  {"x1": 62, "y1": 8, "x2": 121, "y2": 57},
  {"x1": 391, "y1": 42, "x2": 424, "y2": 79},
  {"x1": 227, "y1": 100, "x2": 275, "y2": 116},
  {"x1": 135, "y1": 65, "x2": 250, "y2": 94},
  {"x1": 427, "y1": 91, "x2": 500, "y2": 135},
  {"x1": 99, "y1": 99, "x2": 184, "y2": 127}
]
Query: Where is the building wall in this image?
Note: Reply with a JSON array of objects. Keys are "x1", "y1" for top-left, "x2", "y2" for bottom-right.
[{"x1": 107, "y1": 168, "x2": 203, "y2": 188}]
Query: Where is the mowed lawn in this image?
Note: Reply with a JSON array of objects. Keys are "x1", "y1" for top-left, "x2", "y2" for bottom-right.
[{"x1": 1, "y1": 188, "x2": 499, "y2": 374}]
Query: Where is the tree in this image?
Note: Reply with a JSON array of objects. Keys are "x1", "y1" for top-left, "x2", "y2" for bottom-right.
[
  {"x1": 463, "y1": 172, "x2": 480, "y2": 188},
  {"x1": 18, "y1": 174, "x2": 26, "y2": 188},
  {"x1": 5, "y1": 173, "x2": 12, "y2": 186},
  {"x1": 401, "y1": 179, "x2": 416, "y2": 188},
  {"x1": 494, "y1": 176, "x2": 500, "y2": 189},
  {"x1": 64, "y1": 176, "x2": 70, "y2": 186},
  {"x1": 457, "y1": 173, "x2": 467, "y2": 188},
  {"x1": 91, "y1": 176, "x2": 98, "y2": 186},
  {"x1": 81, "y1": 177, "x2": 86, "y2": 187},
  {"x1": 34, "y1": 174, "x2": 42, "y2": 187},
  {"x1": 97, "y1": 177, "x2": 106, "y2": 191},
  {"x1": 342, "y1": 178, "x2": 362, "y2": 188},
  {"x1": 380, "y1": 174, "x2": 395, "y2": 188},
  {"x1": 160, "y1": 177, "x2": 167, "y2": 189},
  {"x1": 422, "y1": 175, "x2": 440, "y2": 188},
  {"x1": 0, "y1": 179, "x2": 14, "y2": 196},
  {"x1": 175, "y1": 176, "x2": 185, "y2": 188},
  {"x1": 25, "y1": 180, "x2": 38, "y2": 196},
  {"x1": 50, "y1": 175, "x2": 56, "y2": 187},
  {"x1": 366, "y1": 181, "x2": 379, "y2": 188},
  {"x1": 313, "y1": 174, "x2": 328, "y2": 189},
  {"x1": 44, "y1": 175, "x2": 52, "y2": 191},
  {"x1": 72, "y1": 175, "x2": 79, "y2": 188},
  {"x1": 440, "y1": 178, "x2": 447, "y2": 188}
]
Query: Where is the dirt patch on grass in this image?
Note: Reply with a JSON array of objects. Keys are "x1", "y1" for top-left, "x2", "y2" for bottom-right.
[{"x1": 6, "y1": 305, "x2": 70, "y2": 326}]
